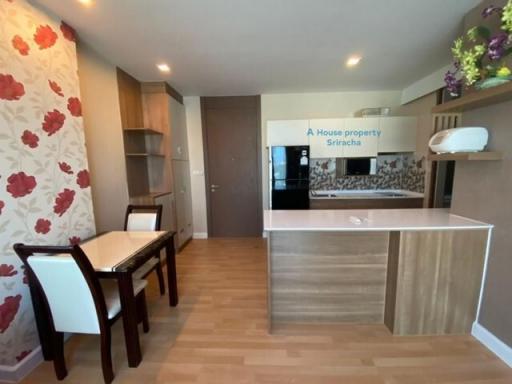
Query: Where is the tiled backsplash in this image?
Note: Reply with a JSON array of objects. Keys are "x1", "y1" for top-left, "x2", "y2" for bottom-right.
[{"x1": 310, "y1": 154, "x2": 425, "y2": 192}]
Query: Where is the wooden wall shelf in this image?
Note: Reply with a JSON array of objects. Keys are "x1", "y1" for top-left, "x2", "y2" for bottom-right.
[
  {"x1": 432, "y1": 81, "x2": 512, "y2": 113},
  {"x1": 124, "y1": 128, "x2": 163, "y2": 135},
  {"x1": 428, "y1": 151, "x2": 502, "y2": 161}
]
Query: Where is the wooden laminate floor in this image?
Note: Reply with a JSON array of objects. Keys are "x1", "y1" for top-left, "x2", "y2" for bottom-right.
[{"x1": 22, "y1": 238, "x2": 512, "y2": 384}]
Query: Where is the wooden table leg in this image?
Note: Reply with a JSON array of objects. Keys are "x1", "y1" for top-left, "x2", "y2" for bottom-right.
[
  {"x1": 117, "y1": 272, "x2": 142, "y2": 367},
  {"x1": 165, "y1": 238, "x2": 178, "y2": 307}
]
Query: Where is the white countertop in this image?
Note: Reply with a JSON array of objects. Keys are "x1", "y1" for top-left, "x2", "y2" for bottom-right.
[
  {"x1": 310, "y1": 189, "x2": 424, "y2": 199},
  {"x1": 264, "y1": 209, "x2": 492, "y2": 232},
  {"x1": 81, "y1": 231, "x2": 166, "y2": 271}
]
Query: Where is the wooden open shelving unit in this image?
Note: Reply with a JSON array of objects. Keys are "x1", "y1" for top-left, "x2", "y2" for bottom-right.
[
  {"x1": 123, "y1": 128, "x2": 163, "y2": 135},
  {"x1": 432, "y1": 81, "x2": 512, "y2": 113},
  {"x1": 428, "y1": 151, "x2": 502, "y2": 161},
  {"x1": 125, "y1": 153, "x2": 165, "y2": 158}
]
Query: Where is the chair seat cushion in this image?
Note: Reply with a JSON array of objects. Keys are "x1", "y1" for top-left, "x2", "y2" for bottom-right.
[
  {"x1": 100, "y1": 279, "x2": 147, "y2": 319},
  {"x1": 133, "y1": 258, "x2": 160, "y2": 280}
]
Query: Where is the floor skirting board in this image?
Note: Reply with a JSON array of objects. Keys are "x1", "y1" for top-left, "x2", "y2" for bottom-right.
[
  {"x1": 472, "y1": 322, "x2": 512, "y2": 368},
  {"x1": 193, "y1": 232, "x2": 208, "y2": 239},
  {"x1": 0, "y1": 347, "x2": 43, "y2": 383}
]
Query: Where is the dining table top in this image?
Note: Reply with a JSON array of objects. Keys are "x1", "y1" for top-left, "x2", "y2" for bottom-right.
[{"x1": 80, "y1": 231, "x2": 167, "y2": 272}]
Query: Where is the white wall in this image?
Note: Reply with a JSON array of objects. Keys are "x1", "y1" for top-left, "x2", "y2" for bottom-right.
[
  {"x1": 184, "y1": 96, "x2": 208, "y2": 238},
  {"x1": 77, "y1": 42, "x2": 130, "y2": 232},
  {"x1": 401, "y1": 65, "x2": 451, "y2": 104},
  {"x1": 261, "y1": 91, "x2": 402, "y2": 209}
]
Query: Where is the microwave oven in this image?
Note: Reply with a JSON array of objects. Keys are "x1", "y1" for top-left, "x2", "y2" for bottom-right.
[{"x1": 337, "y1": 157, "x2": 377, "y2": 176}]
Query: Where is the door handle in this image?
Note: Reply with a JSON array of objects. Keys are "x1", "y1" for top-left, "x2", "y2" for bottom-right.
[{"x1": 211, "y1": 184, "x2": 220, "y2": 192}]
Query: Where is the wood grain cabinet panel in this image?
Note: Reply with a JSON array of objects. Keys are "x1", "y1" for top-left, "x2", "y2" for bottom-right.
[
  {"x1": 269, "y1": 231, "x2": 389, "y2": 326},
  {"x1": 386, "y1": 229, "x2": 488, "y2": 335},
  {"x1": 310, "y1": 198, "x2": 423, "y2": 210}
]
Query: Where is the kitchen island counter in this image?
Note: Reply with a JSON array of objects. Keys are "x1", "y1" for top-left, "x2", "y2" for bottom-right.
[
  {"x1": 265, "y1": 208, "x2": 492, "y2": 336},
  {"x1": 264, "y1": 208, "x2": 491, "y2": 232}
]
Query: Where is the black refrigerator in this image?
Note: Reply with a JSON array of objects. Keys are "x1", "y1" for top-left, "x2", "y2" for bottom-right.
[{"x1": 270, "y1": 145, "x2": 310, "y2": 210}]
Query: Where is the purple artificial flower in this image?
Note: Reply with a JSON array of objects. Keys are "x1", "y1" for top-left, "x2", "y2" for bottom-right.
[
  {"x1": 444, "y1": 69, "x2": 462, "y2": 96},
  {"x1": 488, "y1": 32, "x2": 508, "y2": 60},
  {"x1": 482, "y1": 5, "x2": 502, "y2": 18}
]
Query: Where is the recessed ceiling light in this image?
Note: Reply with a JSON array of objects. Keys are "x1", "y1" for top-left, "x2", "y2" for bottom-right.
[
  {"x1": 157, "y1": 63, "x2": 171, "y2": 73},
  {"x1": 77, "y1": 0, "x2": 94, "y2": 7},
  {"x1": 346, "y1": 55, "x2": 362, "y2": 68}
]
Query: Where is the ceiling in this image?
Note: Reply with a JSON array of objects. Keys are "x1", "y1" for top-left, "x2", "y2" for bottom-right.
[{"x1": 33, "y1": 0, "x2": 480, "y2": 96}]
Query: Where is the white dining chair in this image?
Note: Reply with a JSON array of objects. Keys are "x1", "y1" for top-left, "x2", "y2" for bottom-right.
[
  {"x1": 13, "y1": 243, "x2": 149, "y2": 384},
  {"x1": 124, "y1": 204, "x2": 165, "y2": 295}
]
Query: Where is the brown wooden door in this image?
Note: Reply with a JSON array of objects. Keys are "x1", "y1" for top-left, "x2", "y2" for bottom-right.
[{"x1": 201, "y1": 96, "x2": 262, "y2": 237}]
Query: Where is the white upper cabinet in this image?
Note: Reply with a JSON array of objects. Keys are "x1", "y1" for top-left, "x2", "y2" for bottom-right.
[
  {"x1": 343, "y1": 117, "x2": 379, "y2": 158},
  {"x1": 267, "y1": 117, "x2": 417, "y2": 158},
  {"x1": 266, "y1": 120, "x2": 309, "y2": 146},
  {"x1": 378, "y1": 116, "x2": 417, "y2": 153},
  {"x1": 309, "y1": 119, "x2": 345, "y2": 158}
]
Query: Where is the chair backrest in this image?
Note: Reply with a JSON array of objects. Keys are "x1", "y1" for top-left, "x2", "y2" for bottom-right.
[
  {"x1": 13, "y1": 244, "x2": 108, "y2": 335},
  {"x1": 124, "y1": 204, "x2": 162, "y2": 232}
]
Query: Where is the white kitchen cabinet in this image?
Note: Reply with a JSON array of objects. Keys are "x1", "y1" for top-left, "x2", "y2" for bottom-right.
[
  {"x1": 267, "y1": 120, "x2": 309, "y2": 146},
  {"x1": 378, "y1": 117, "x2": 417, "y2": 153},
  {"x1": 343, "y1": 117, "x2": 379, "y2": 158},
  {"x1": 309, "y1": 119, "x2": 345, "y2": 158}
]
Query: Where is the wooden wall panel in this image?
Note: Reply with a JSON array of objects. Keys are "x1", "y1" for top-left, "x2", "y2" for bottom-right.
[
  {"x1": 269, "y1": 231, "x2": 389, "y2": 326},
  {"x1": 116, "y1": 67, "x2": 144, "y2": 129},
  {"x1": 392, "y1": 229, "x2": 488, "y2": 335}
]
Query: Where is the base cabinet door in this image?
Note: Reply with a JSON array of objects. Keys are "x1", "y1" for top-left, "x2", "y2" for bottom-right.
[{"x1": 172, "y1": 160, "x2": 192, "y2": 248}]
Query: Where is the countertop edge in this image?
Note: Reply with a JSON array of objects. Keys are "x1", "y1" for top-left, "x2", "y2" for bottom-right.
[{"x1": 263, "y1": 225, "x2": 493, "y2": 232}]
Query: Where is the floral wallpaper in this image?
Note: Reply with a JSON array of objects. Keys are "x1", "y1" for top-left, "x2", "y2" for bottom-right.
[
  {"x1": 310, "y1": 154, "x2": 426, "y2": 193},
  {"x1": 0, "y1": 0, "x2": 95, "y2": 367}
]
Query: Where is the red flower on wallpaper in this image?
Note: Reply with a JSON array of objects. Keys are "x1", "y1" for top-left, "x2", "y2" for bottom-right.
[
  {"x1": 60, "y1": 22, "x2": 76, "y2": 42},
  {"x1": 16, "y1": 350, "x2": 32, "y2": 363},
  {"x1": 67, "y1": 97, "x2": 82, "y2": 117},
  {"x1": 21, "y1": 130, "x2": 39, "y2": 148},
  {"x1": 34, "y1": 218, "x2": 51, "y2": 234},
  {"x1": 6, "y1": 172, "x2": 37, "y2": 198},
  {"x1": 53, "y1": 188, "x2": 75, "y2": 217},
  {"x1": 0, "y1": 74, "x2": 25, "y2": 101},
  {"x1": 48, "y1": 80, "x2": 64, "y2": 97},
  {"x1": 76, "y1": 169, "x2": 90, "y2": 188},
  {"x1": 0, "y1": 295, "x2": 22, "y2": 333},
  {"x1": 12, "y1": 35, "x2": 30, "y2": 56},
  {"x1": 69, "y1": 236, "x2": 81, "y2": 245},
  {"x1": 0, "y1": 200, "x2": 4, "y2": 215},
  {"x1": 33, "y1": 25, "x2": 57, "y2": 49},
  {"x1": 58, "y1": 162, "x2": 73, "y2": 175},
  {"x1": 0, "y1": 264, "x2": 18, "y2": 277},
  {"x1": 42, "y1": 109, "x2": 65, "y2": 136}
]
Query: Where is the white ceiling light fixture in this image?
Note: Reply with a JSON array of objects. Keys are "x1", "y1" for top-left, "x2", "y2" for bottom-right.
[
  {"x1": 77, "y1": 0, "x2": 94, "y2": 7},
  {"x1": 346, "y1": 55, "x2": 362, "y2": 68},
  {"x1": 156, "y1": 63, "x2": 171, "y2": 73}
]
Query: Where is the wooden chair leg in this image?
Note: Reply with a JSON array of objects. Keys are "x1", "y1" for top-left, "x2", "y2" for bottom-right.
[
  {"x1": 100, "y1": 328, "x2": 114, "y2": 384},
  {"x1": 137, "y1": 291, "x2": 150, "y2": 333},
  {"x1": 155, "y1": 256, "x2": 165, "y2": 296},
  {"x1": 53, "y1": 332, "x2": 67, "y2": 380}
]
